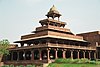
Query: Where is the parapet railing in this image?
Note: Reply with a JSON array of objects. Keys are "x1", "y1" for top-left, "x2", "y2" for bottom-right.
[{"x1": 47, "y1": 43, "x2": 95, "y2": 50}]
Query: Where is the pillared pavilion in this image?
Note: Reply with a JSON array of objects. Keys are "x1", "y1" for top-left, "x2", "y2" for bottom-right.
[{"x1": 4, "y1": 5, "x2": 99, "y2": 66}]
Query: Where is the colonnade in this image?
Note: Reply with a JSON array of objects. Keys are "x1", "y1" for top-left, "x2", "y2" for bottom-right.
[{"x1": 4, "y1": 48, "x2": 96, "y2": 61}]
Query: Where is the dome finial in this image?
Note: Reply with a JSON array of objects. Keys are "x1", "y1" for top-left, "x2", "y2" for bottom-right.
[
  {"x1": 46, "y1": 5, "x2": 61, "y2": 20},
  {"x1": 49, "y1": 5, "x2": 58, "y2": 13}
]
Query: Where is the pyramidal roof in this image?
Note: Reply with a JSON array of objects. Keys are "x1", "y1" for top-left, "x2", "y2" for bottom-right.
[{"x1": 49, "y1": 5, "x2": 59, "y2": 13}]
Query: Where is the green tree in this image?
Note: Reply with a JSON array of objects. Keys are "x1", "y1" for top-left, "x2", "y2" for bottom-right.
[{"x1": 0, "y1": 39, "x2": 9, "y2": 62}]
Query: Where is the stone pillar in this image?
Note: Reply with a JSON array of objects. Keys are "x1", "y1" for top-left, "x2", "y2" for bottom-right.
[
  {"x1": 55, "y1": 49, "x2": 58, "y2": 59},
  {"x1": 27, "y1": 43, "x2": 31, "y2": 46},
  {"x1": 89, "y1": 51, "x2": 91, "y2": 59},
  {"x1": 11, "y1": 52, "x2": 13, "y2": 61},
  {"x1": 94, "y1": 51, "x2": 96, "y2": 60},
  {"x1": 63, "y1": 49, "x2": 66, "y2": 59},
  {"x1": 96, "y1": 50, "x2": 98, "y2": 59},
  {"x1": 97, "y1": 50, "x2": 99, "y2": 60},
  {"x1": 31, "y1": 50, "x2": 34, "y2": 60},
  {"x1": 71, "y1": 50, "x2": 73, "y2": 59},
  {"x1": 83, "y1": 51, "x2": 86, "y2": 59},
  {"x1": 21, "y1": 42, "x2": 24, "y2": 47},
  {"x1": 17, "y1": 51, "x2": 19, "y2": 61},
  {"x1": 77, "y1": 50, "x2": 80, "y2": 59},
  {"x1": 47, "y1": 49, "x2": 50, "y2": 60},
  {"x1": 23, "y1": 50, "x2": 26, "y2": 60},
  {"x1": 47, "y1": 39, "x2": 50, "y2": 45},
  {"x1": 39, "y1": 49, "x2": 42, "y2": 60}
]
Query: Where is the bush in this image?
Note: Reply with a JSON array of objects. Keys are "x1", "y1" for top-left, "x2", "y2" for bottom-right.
[
  {"x1": 9, "y1": 64, "x2": 14, "y2": 67},
  {"x1": 71, "y1": 59, "x2": 80, "y2": 63},
  {"x1": 26, "y1": 65, "x2": 35, "y2": 67},
  {"x1": 89, "y1": 61, "x2": 96, "y2": 64},
  {"x1": 55, "y1": 58, "x2": 64, "y2": 63},
  {"x1": 55, "y1": 58, "x2": 74, "y2": 63},
  {"x1": 17, "y1": 65, "x2": 24, "y2": 67},
  {"x1": 2, "y1": 65, "x2": 36, "y2": 67},
  {"x1": 96, "y1": 61, "x2": 100, "y2": 64},
  {"x1": 1, "y1": 65, "x2": 9, "y2": 67},
  {"x1": 54, "y1": 58, "x2": 96, "y2": 64}
]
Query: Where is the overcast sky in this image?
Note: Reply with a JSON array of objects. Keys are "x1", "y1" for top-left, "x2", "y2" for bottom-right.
[{"x1": 0, "y1": 0, "x2": 100, "y2": 43}]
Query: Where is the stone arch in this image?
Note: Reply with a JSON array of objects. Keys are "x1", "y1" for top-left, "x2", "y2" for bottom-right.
[
  {"x1": 90, "y1": 51, "x2": 95, "y2": 60},
  {"x1": 79, "y1": 50, "x2": 84, "y2": 59},
  {"x1": 6, "y1": 52, "x2": 12, "y2": 61},
  {"x1": 19, "y1": 51, "x2": 24, "y2": 60},
  {"x1": 49, "y1": 49, "x2": 55, "y2": 59},
  {"x1": 73, "y1": 50, "x2": 78, "y2": 59},
  {"x1": 34, "y1": 50, "x2": 39, "y2": 60},
  {"x1": 85, "y1": 51, "x2": 89, "y2": 59},
  {"x1": 41, "y1": 50, "x2": 47, "y2": 60},
  {"x1": 25, "y1": 51, "x2": 31, "y2": 60},
  {"x1": 66, "y1": 50, "x2": 71, "y2": 58},
  {"x1": 57, "y1": 49, "x2": 63, "y2": 58},
  {"x1": 13, "y1": 52, "x2": 18, "y2": 60}
]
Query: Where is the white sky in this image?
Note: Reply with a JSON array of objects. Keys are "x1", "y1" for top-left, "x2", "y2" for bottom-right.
[{"x1": 0, "y1": 0, "x2": 100, "y2": 43}]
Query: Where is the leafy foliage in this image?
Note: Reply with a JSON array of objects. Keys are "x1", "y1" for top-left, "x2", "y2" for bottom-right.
[
  {"x1": 26, "y1": 65, "x2": 35, "y2": 67},
  {"x1": 0, "y1": 39, "x2": 9, "y2": 55},
  {"x1": 48, "y1": 58, "x2": 100, "y2": 67},
  {"x1": 54, "y1": 58, "x2": 96, "y2": 64},
  {"x1": 47, "y1": 63, "x2": 97, "y2": 67},
  {"x1": 2, "y1": 65, "x2": 36, "y2": 67}
]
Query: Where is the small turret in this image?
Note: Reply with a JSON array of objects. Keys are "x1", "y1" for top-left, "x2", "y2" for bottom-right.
[
  {"x1": 39, "y1": 5, "x2": 66, "y2": 28},
  {"x1": 46, "y1": 5, "x2": 61, "y2": 20}
]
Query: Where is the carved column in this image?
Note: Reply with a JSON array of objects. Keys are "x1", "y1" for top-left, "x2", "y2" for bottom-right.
[
  {"x1": 11, "y1": 52, "x2": 13, "y2": 61},
  {"x1": 77, "y1": 50, "x2": 80, "y2": 59},
  {"x1": 31, "y1": 50, "x2": 34, "y2": 60},
  {"x1": 27, "y1": 43, "x2": 31, "y2": 46},
  {"x1": 47, "y1": 49, "x2": 50, "y2": 60},
  {"x1": 23, "y1": 50, "x2": 26, "y2": 60},
  {"x1": 17, "y1": 51, "x2": 19, "y2": 61},
  {"x1": 21, "y1": 42, "x2": 24, "y2": 47},
  {"x1": 89, "y1": 51, "x2": 91, "y2": 59},
  {"x1": 83, "y1": 51, "x2": 86, "y2": 59},
  {"x1": 71, "y1": 50, "x2": 73, "y2": 59},
  {"x1": 96, "y1": 50, "x2": 98, "y2": 59},
  {"x1": 94, "y1": 51, "x2": 96, "y2": 60},
  {"x1": 39, "y1": 49, "x2": 42, "y2": 60},
  {"x1": 55, "y1": 49, "x2": 58, "y2": 59},
  {"x1": 63, "y1": 49, "x2": 66, "y2": 59}
]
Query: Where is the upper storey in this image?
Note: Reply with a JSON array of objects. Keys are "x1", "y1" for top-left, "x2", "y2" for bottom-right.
[
  {"x1": 39, "y1": 19, "x2": 66, "y2": 28},
  {"x1": 15, "y1": 5, "x2": 86, "y2": 43},
  {"x1": 39, "y1": 5, "x2": 66, "y2": 28}
]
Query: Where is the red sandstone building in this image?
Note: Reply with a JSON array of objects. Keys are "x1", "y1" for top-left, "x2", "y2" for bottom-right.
[{"x1": 3, "y1": 5, "x2": 100, "y2": 66}]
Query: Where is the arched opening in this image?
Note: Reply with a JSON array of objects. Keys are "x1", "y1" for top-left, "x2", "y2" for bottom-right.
[
  {"x1": 42, "y1": 50, "x2": 47, "y2": 60},
  {"x1": 34, "y1": 50, "x2": 39, "y2": 60},
  {"x1": 85, "y1": 51, "x2": 89, "y2": 59},
  {"x1": 25, "y1": 51, "x2": 31, "y2": 60},
  {"x1": 6, "y1": 52, "x2": 12, "y2": 61},
  {"x1": 98, "y1": 51, "x2": 100, "y2": 59},
  {"x1": 66, "y1": 50, "x2": 71, "y2": 58},
  {"x1": 73, "y1": 50, "x2": 78, "y2": 59},
  {"x1": 90, "y1": 51, "x2": 94, "y2": 60},
  {"x1": 79, "y1": 51, "x2": 84, "y2": 59},
  {"x1": 57, "y1": 50, "x2": 63, "y2": 58},
  {"x1": 13, "y1": 52, "x2": 18, "y2": 60},
  {"x1": 19, "y1": 51, "x2": 24, "y2": 60},
  {"x1": 50, "y1": 49, "x2": 55, "y2": 59},
  {"x1": 97, "y1": 48, "x2": 100, "y2": 59}
]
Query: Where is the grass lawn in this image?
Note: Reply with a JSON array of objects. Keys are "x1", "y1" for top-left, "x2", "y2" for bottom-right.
[{"x1": 47, "y1": 63, "x2": 100, "y2": 67}]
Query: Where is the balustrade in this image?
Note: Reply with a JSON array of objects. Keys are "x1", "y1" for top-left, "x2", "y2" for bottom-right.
[{"x1": 47, "y1": 43, "x2": 93, "y2": 50}]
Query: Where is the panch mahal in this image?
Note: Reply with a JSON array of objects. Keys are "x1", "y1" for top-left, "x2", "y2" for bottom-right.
[{"x1": 3, "y1": 5, "x2": 100, "y2": 66}]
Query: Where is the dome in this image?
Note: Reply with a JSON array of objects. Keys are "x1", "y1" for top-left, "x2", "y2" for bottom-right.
[{"x1": 46, "y1": 5, "x2": 61, "y2": 19}]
